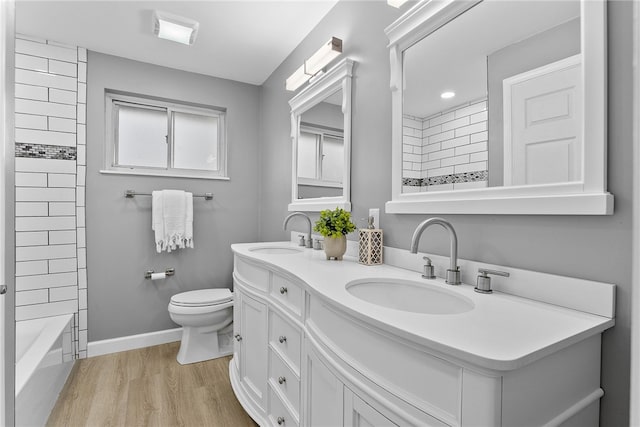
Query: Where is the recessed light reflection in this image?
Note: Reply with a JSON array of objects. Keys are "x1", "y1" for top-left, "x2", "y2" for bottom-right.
[{"x1": 441, "y1": 91, "x2": 456, "y2": 99}]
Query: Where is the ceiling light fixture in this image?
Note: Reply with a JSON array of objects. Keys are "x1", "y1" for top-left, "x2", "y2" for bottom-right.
[
  {"x1": 153, "y1": 10, "x2": 199, "y2": 46},
  {"x1": 441, "y1": 91, "x2": 456, "y2": 99},
  {"x1": 387, "y1": 0, "x2": 409, "y2": 8},
  {"x1": 286, "y1": 37, "x2": 343, "y2": 92}
]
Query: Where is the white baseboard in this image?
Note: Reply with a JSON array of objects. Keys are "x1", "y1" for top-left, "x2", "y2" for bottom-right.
[{"x1": 87, "y1": 328, "x2": 183, "y2": 358}]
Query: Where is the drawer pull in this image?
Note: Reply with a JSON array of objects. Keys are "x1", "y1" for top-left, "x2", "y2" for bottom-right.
[
  {"x1": 278, "y1": 376, "x2": 286, "y2": 384},
  {"x1": 277, "y1": 416, "x2": 285, "y2": 425},
  {"x1": 234, "y1": 334, "x2": 242, "y2": 342},
  {"x1": 280, "y1": 286, "x2": 288, "y2": 294},
  {"x1": 279, "y1": 336, "x2": 287, "y2": 343}
]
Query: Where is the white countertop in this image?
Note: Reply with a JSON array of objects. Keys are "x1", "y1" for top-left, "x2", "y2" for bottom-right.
[{"x1": 232, "y1": 241, "x2": 615, "y2": 372}]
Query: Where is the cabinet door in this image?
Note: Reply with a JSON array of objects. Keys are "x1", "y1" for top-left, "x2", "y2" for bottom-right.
[
  {"x1": 305, "y1": 346, "x2": 344, "y2": 427},
  {"x1": 344, "y1": 389, "x2": 399, "y2": 427},
  {"x1": 238, "y1": 290, "x2": 268, "y2": 410}
]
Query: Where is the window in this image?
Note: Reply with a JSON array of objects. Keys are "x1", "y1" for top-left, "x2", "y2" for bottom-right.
[
  {"x1": 297, "y1": 125, "x2": 344, "y2": 188},
  {"x1": 104, "y1": 92, "x2": 227, "y2": 179}
]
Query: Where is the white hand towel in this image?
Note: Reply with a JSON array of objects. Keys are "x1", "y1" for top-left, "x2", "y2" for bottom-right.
[
  {"x1": 152, "y1": 191, "x2": 165, "y2": 253},
  {"x1": 185, "y1": 192, "x2": 194, "y2": 249},
  {"x1": 152, "y1": 190, "x2": 194, "y2": 253}
]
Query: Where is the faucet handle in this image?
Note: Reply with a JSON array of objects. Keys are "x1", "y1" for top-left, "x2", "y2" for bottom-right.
[
  {"x1": 421, "y1": 256, "x2": 435, "y2": 279},
  {"x1": 475, "y1": 268, "x2": 510, "y2": 294},
  {"x1": 298, "y1": 234, "x2": 306, "y2": 247}
]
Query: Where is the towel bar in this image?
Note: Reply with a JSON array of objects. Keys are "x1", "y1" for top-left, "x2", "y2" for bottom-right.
[{"x1": 125, "y1": 190, "x2": 213, "y2": 200}]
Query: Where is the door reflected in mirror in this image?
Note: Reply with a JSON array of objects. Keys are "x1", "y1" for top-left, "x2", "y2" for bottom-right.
[
  {"x1": 402, "y1": 0, "x2": 581, "y2": 194},
  {"x1": 297, "y1": 88, "x2": 344, "y2": 199}
]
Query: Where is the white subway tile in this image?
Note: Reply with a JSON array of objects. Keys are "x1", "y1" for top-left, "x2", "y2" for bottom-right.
[
  {"x1": 16, "y1": 289, "x2": 49, "y2": 306},
  {"x1": 77, "y1": 227, "x2": 86, "y2": 248},
  {"x1": 48, "y1": 59, "x2": 77, "y2": 77},
  {"x1": 16, "y1": 34, "x2": 47, "y2": 44},
  {"x1": 441, "y1": 154, "x2": 470, "y2": 167},
  {"x1": 49, "y1": 230, "x2": 77, "y2": 245},
  {"x1": 15, "y1": 172, "x2": 47, "y2": 187},
  {"x1": 79, "y1": 289, "x2": 87, "y2": 310},
  {"x1": 455, "y1": 141, "x2": 488, "y2": 156},
  {"x1": 428, "y1": 130, "x2": 455, "y2": 144},
  {"x1": 79, "y1": 330, "x2": 87, "y2": 350},
  {"x1": 47, "y1": 40, "x2": 77, "y2": 50},
  {"x1": 428, "y1": 166, "x2": 454, "y2": 177},
  {"x1": 455, "y1": 161, "x2": 487, "y2": 174},
  {"x1": 427, "y1": 183, "x2": 455, "y2": 192},
  {"x1": 428, "y1": 148, "x2": 455, "y2": 161},
  {"x1": 404, "y1": 153, "x2": 421, "y2": 163},
  {"x1": 15, "y1": 260, "x2": 48, "y2": 276},
  {"x1": 48, "y1": 173, "x2": 76, "y2": 188},
  {"x1": 470, "y1": 151, "x2": 489, "y2": 162},
  {"x1": 49, "y1": 258, "x2": 78, "y2": 274},
  {"x1": 78, "y1": 47, "x2": 87, "y2": 62},
  {"x1": 15, "y1": 68, "x2": 77, "y2": 91},
  {"x1": 48, "y1": 117, "x2": 76, "y2": 132},
  {"x1": 423, "y1": 159, "x2": 441, "y2": 170},
  {"x1": 78, "y1": 62, "x2": 86, "y2": 83},
  {"x1": 15, "y1": 216, "x2": 75, "y2": 232},
  {"x1": 15, "y1": 113, "x2": 47, "y2": 130},
  {"x1": 450, "y1": 135, "x2": 471, "y2": 148},
  {"x1": 49, "y1": 202, "x2": 76, "y2": 216},
  {"x1": 49, "y1": 88, "x2": 77, "y2": 105},
  {"x1": 411, "y1": 162, "x2": 422, "y2": 171},
  {"x1": 423, "y1": 142, "x2": 442, "y2": 154},
  {"x1": 441, "y1": 116, "x2": 470, "y2": 132},
  {"x1": 16, "y1": 158, "x2": 76, "y2": 174},
  {"x1": 16, "y1": 271, "x2": 77, "y2": 291},
  {"x1": 78, "y1": 268, "x2": 87, "y2": 289},
  {"x1": 402, "y1": 117, "x2": 421, "y2": 129},
  {"x1": 76, "y1": 124, "x2": 86, "y2": 145},
  {"x1": 77, "y1": 248, "x2": 86, "y2": 269},
  {"x1": 16, "y1": 300, "x2": 78, "y2": 322},
  {"x1": 15, "y1": 99, "x2": 76, "y2": 119},
  {"x1": 403, "y1": 135, "x2": 421, "y2": 146},
  {"x1": 76, "y1": 187, "x2": 85, "y2": 207},
  {"x1": 77, "y1": 107, "x2": 86, "y2": 124},
  {"x1": 16, "y1": 187, "x2": 75, "y2": 202},
  {"x1": 15, "y1": 202, "x2": 48, "y2": 217},
  {"x1": 441, "y1": 138, "x2": 456, "y2": 150},
  {"x1": 76, "y1": 145, "x2": 86, "y2": 166},
  {"x1": 422, "y1": 125, "x2": 442, "y2": 137},
  {"x1": 470, "y1": 131, "x2": 488, "y2": 143},
  {"x1": 16, "y1": 244, "x2": 77, "y2": 262},
  {"x1": 470, "y1": 111, "x2": 488, "y2": 124},
  {"x1": 454, "y1": 100, "x2": 487, "y2": 119},
  {"x1": 454, "y1": 180, "x2": 488, "y2": 190},
  {"x1": 16, "y1": 39, "x2": 77, "y2": 63},
  {"x1": 15, "y1": 54, "x2": 48, "y2": 72},
  {"x1": 79, "y1": 309, "x2": 87, "y2": 330},
  {"x1": 454, "y1": 121, "x2": 487, "y2": 138},
  {"x1": 15, "y1": 84, "x2": 48, "y2": 101},
  {"x1": 15, "y1": 128, "x2": 76, "y2": 147},
  {"x1": 77, "y1": 82, "x2": 86, "y2": 104},
  {"x1": 16, "y1": 231, "x2": 48, "y2": 247},
  {"x1": 50, "y1": 285, "x2": 78, "y2": 302},
  {"x1": 76, "y1": 207, "x2": 85, "y2": 227},
  {"x1": 402, "y1": 186, "x2": 420, "y2": 194},
  {"x1": 429, "y1": 111, "x2": 456, "y2": 127},
  {"x1": 403, "y1": 170, "x2": 420, "y2": 179}
]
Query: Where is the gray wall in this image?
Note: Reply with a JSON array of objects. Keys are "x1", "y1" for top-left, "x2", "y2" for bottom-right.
[
  {"x1": 258, "y1": 1, "x2": 632, "y2": 425},
  {"x1": 87, "y1": 52, "x2": 261, "y2": 341},
  {"x1": 487, "y1": 18, "x2": 580, "y2": 187}
]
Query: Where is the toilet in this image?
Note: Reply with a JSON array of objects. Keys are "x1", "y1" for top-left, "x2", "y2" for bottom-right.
[{"x1": 168, "y1": 288, "x2": 234, "y2": 365}]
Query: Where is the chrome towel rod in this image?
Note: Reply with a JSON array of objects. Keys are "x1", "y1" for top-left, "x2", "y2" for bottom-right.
[{"x1": 125, "y1": 190, "x2": 213, "y2": 200}]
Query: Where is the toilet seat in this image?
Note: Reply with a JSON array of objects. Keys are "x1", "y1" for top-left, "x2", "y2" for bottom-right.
[{"x1": 170, "y1": 289, "x2": 232, "y2": 307}]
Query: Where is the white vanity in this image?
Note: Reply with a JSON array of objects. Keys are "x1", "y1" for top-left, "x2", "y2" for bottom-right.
[{"x1": 229, "y1": 242, "x2": 614, "y2": 427}]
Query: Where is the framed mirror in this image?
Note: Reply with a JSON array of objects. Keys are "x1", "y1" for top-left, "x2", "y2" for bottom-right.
[
  {"x1": 288, "y1": 58, "x2": 353, "y2": 211},
  {"x1": 385, "y1": 0, "x2": 613, "y2": 215}
]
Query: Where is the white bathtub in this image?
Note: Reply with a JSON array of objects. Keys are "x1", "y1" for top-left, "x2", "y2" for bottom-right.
[{"x1": 15, "y1": 314, "x2": 74, "y2": 426}]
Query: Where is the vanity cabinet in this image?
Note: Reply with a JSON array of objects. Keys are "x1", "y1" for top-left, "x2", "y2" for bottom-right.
[{"x1": 230, "y1": 247, "x2": 611, "y2": 427}]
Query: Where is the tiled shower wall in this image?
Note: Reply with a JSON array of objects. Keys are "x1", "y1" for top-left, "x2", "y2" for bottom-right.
[
  {"x1": 402, "y1": 98, "x2": 489, "y2": 192},
  {"x1": 14, "y1": 34, "x2": 87, "y2": 359}
]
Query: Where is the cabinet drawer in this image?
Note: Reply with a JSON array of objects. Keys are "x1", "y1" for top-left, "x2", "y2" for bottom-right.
[
  {"x1": 235, "y1": 257, "x2": 269, "y2": 292},
  {"x1": 269, "y1": 310, "x2": 302, "y2": 374},
  {"x1": 269, "y1": 350, "x2": 300, "y2": 416},
  {"x1": 271, "y1": 274, "x2": 304, "y2": 319},
  {"x1": 268, "y1": 386, "x2": 299, "y2": 427}
]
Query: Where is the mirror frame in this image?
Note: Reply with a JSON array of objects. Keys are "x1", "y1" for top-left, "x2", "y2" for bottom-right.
[
  {"x1": 288, "y1": 58, "x2": 354, "y2": 212},
  {"x1": 385, "y1": 0, "x2": 613, "y2": 215}
]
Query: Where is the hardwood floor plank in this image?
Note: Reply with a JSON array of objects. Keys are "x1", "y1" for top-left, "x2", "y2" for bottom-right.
[{"x1": 46, "y1": 343, "x2": 257, "y2": 427}]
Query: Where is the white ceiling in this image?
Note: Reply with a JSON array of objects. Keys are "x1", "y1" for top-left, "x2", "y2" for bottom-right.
[{"x1": 15, "y1": 0, "x2": 340, "y2": 86}]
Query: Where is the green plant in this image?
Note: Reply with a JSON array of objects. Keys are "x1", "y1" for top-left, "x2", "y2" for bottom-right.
[{"x1": 313, "y1": 207, "x2": 356, "y2": 238}]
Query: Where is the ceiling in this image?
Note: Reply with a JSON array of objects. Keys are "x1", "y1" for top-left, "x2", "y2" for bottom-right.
[{"x1": 15, "y1": 0, "x2": 340, "y2": 86}]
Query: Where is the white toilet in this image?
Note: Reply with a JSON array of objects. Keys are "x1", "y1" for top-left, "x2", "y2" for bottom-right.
[{"x1": 168, "y1": 288, "x2": 234, "y2": 365}]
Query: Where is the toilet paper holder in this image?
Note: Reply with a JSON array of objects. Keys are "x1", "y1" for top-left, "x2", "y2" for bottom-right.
[{"x1": 145, "y1": 268, "x2": 175, "y2": 280}]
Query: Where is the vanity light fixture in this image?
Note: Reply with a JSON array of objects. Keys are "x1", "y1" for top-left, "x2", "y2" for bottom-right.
[
  {"x1": 153, "y1": 10, "x2": 199, "y2": 46},
  {"x1": 440, "y1": 91, "x2": 456, "y2": 99},
  {"x1": 286, "y1": 37, "x2": 343, "y2": 91},
  {"x1": 387, "y1": 0, "x2": 409, "y2": 8}
]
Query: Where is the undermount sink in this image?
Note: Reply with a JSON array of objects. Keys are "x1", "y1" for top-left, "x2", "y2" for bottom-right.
[
  {"x1": 248, "y1": 246, "x2": 303, "y2": 254},
  {"x1": 346, "y1": 278, "x2": 474, "y2": 315}
]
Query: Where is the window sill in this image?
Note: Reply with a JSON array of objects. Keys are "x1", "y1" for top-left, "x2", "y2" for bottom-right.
[{"x1": 99, "y1": 169, "x2": 230, "y2": 181}]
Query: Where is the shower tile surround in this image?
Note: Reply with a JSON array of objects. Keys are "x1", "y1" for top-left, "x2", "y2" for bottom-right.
[
  {"x1": 13, "y1": 34, "x2": 87, "y2": 360},
  {"x1": 402, "y1": 99, "x2": 488, "y2": 192}
]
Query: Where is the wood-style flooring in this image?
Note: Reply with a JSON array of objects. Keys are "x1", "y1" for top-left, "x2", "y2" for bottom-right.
[{"x1": 47, "y1": 342, "x2": 257, "y2": 427}]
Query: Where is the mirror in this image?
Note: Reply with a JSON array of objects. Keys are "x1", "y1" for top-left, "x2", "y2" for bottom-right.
[
  {"x1": 386, "y1": 0, "x2": 612, "y2": 215},
  {"x1": 289, "y1": 58, "x2": 353, "y2": 211}
]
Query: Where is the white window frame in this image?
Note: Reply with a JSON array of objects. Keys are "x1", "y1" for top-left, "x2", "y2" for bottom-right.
[
  {"x1": 298, "y1": 124, "x2": 344, "y2": 188},
  {"x1": 103, "y1": 92, "x2": 228, "y2": 180}
]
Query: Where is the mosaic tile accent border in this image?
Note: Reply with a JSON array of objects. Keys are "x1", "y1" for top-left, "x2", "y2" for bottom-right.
[
  {"x1": 16, "y1": 142, "x2": 77, "y2": 160},
  {"x1": 403, "y1": 170, "x2": 488, "y2": 187}
]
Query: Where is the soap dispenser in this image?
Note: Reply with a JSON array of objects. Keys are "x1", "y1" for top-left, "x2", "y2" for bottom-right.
[{"x1": 358, "y1": 215, "x2": 383, "y2": 266}]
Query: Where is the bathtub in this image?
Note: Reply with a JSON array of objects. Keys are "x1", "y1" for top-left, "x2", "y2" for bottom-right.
[{"x1": 15, "y1": 314, "x2": 74, "y2": 426}]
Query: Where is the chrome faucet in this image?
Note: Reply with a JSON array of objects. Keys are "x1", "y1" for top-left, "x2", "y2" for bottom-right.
[
  {"x1": 410, "y1": 217, "x2": 461, "y2": 285},
  {"x1": 283, "y1": 212, "x2": 313, "y2": 248}
]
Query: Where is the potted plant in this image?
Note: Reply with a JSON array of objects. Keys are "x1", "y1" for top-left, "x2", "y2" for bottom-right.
[{"x1": 314, "y1": 207, "x2": 356, "y2": 260}]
